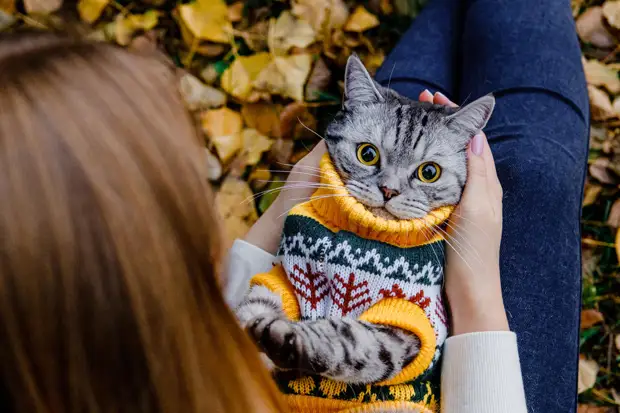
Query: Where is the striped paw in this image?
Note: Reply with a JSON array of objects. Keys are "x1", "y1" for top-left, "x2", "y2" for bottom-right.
[{"x1": 247, "y1": 314, "x2": 305, "y2": 370}]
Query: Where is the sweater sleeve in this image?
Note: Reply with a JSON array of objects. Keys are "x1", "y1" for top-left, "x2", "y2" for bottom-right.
[
  {"x1": 441, "y1": 331, "x2": 527, "y2": 413},
  {"x1": 224, "y1": 239, "x2": 277, "y2": 308}
]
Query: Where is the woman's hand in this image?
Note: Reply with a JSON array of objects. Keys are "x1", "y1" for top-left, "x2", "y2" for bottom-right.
[
  {"x1": 244, "y1": 141, "x2": 327, "y2": 254},
  {"x1": 420, "y1": 90, "x2": 509, "y2": 335}
]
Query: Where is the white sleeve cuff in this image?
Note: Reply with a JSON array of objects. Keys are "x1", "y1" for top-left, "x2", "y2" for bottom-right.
[
  {"x1": 441, "y1": 331, "x2": 527, "y2": 413},
  {"x1": 224, "y1": 239, "x2": 276, "y2": 308}
]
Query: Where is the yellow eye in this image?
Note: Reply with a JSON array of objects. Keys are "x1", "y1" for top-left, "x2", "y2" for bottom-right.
[
  {"x1": 416, "y1": 162, "x2": 441, "y2": 183},
  {"x1": 356, "y1": 143, "x2": 380, "y2": 166}
]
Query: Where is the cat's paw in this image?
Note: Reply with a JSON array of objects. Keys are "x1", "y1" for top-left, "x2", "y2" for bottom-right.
[{"x1": 247, "y1": 314, "x2": 304, "y2": 370}]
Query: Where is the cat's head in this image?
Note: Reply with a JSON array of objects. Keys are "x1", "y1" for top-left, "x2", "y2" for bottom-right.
[{"x1": 324, "y1": 55, "x2": 495, "y2": 220}]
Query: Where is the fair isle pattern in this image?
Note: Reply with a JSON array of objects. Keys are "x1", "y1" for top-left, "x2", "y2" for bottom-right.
[{"x1": 277, "y1": 214, "x2": 448, "y2": 352}]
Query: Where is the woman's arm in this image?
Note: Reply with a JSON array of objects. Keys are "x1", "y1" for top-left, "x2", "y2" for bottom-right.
[{"x1": 422, "y1": 91, "x2": 526, "y2": 412}]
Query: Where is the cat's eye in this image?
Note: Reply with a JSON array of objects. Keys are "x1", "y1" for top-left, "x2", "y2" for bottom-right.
[
  {"x1": 416, "y1": 162, "x2": 441, "y2": 183},
  {"x1": 356, "y1": 143, "x2": 380, "y2": 166}
]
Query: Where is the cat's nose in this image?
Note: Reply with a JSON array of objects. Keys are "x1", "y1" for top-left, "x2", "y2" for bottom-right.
[{"x1": 379, "y1": 186, "x2": 400, "y2": 201}]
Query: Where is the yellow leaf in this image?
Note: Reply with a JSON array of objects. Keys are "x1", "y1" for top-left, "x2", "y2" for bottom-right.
[
  {"x1": 291, "y1": 0, "x2": 349, "y2": 33},
  {"x1": 603, "y1": 0, "x2": 620, "y2": 30},
  {"x1": 215, "y1": 177, "x2": 258, "y2": 250},
  {"x1": 241, "y1": 129, "x2": 273, "y2": 166},
  {"x1": 241, "y1": 103, "x2": 282, "y2": 138},
  {"x1": 268, "y1": 11, "x2": 316, "y2": 55},
  {"x1": 588, "y1": 85, "x2": 615, "y2": 121},
  {"x1": 577, "y1": 358, "x2": 599, "y2": 394},
  {"x1": 0, "y1": 1, "x2": 15, "y2": 13},
  {"x1": 344, "y1": 6, "x2": 379, "y2": 32},
  {"x1": 201, "y1": 108, "x2": 243, "y2": 162},
  {"x1": 583, "y1": 59, "x2": 620, "y2": 94},
  {"x1": 580, "y1": 309, "x2": 604, "y2": 329},
  {"x1": 274, "y1": 54, "x2": 313, "y2": 101},
  {"x1": 23, "y1": 0, "x2": 62, "y2": 14},
  {"x1": 178, "y1": 0, "x2": 231, "y2": 44},
  {"x1": 227, "y1": 1, "x2": 244, "y2": 23},
  {"x1": 78, "y1": 0, "x2": 110, "y2": 24},
  {"x1": 0, "y1": 9, "x2": 16, "y2": 30},
  {"x1": 179, "y1": 73, "x2": 226, "y2": 111},
  {"x1": 115, "y1": 10, "x2": 160, "y2": 46},
  {"x1": 220, "y1": 52, "x2": 272, "y2": 100},
  {"x1": 576, "y1": 6, "x2": 616, "y2": 49},
  {"x1": 205, "y1": 148, "x2": 222, "y2": 181}
]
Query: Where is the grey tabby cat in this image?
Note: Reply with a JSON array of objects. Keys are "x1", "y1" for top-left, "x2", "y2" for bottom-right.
[{"x1": 236, "y1": 55, "x2": 495, "y2": 384}]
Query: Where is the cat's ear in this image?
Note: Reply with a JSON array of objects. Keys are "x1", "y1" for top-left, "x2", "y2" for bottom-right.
[
  {"x1": 344, "y1": 54, "x2": 385, "y2": 108},
  {"x1": 446, "y1": 94, "x2": 495, "y2": 136}
]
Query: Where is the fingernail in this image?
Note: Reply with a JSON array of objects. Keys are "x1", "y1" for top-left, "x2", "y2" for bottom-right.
[
  {"x1": 471, "y1": 133, "x2": 484, "y2": 156},
  {"x1": 421, "y1": 89, "x2": 432, "y2": 97},
  {"x1": 435, "y1": 91, "x2": 447, "y2": 100}
]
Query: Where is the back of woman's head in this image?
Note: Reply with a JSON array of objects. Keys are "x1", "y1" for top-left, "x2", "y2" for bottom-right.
[{"x1": 0, "y1": 32, "x2": 283, "y2": 413}]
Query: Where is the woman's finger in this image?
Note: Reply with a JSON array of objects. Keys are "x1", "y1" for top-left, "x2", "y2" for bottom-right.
[
  {"x1": 433, "y1": 92, "x2": 458, "y2": 107},
  {"x1": 419, "y1": 89, "x2": 434, "y2": 103}
]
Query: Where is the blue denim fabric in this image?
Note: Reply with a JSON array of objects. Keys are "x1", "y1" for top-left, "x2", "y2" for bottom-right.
[{"x1": 375, "y1": 1, "x2": 589, "y2": 412}]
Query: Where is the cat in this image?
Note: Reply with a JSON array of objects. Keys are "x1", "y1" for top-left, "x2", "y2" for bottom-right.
[{"x1": 236, "y1": 54, "x2": 495, "y2": 385}]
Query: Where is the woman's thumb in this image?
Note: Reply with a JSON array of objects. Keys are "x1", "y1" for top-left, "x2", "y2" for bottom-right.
[{"x1": 462, "y1": 133, "x2": 488, "y2": 201}]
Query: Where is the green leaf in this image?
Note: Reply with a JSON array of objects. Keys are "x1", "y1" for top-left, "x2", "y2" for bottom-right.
[{"x1": 258, "y1": 180, "x2": 284, "y2": 214}]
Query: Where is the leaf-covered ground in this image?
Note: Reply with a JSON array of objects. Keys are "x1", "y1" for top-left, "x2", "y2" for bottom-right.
[{"x1": 1, "y1": 0, "x2": 618, "y2": 410}]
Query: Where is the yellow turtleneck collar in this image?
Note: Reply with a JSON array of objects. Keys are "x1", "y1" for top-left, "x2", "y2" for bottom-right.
[{"x1": 304, "y1": 154, "x2": 454, "y2": 248}]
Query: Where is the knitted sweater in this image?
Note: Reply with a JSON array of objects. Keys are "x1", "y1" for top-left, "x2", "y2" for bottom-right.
[{"x1": 250, "y1": 154, "x2": 455, "y2": 413}]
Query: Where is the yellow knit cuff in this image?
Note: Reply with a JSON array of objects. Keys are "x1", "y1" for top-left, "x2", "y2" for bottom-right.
[
  {"x1": 250, "y1": 264, "x2": 301, "y2": 321},
  {"x1": 359, "y1": 298, "x2": 436, "y2": 386}
]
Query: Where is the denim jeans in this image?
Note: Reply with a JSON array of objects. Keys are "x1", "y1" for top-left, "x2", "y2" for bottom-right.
[{"x1": 375, "y1": 1, "x2": 589, "y2": 411}]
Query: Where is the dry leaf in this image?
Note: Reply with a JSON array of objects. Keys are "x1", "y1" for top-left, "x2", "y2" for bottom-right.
[
  {"x1": 280, "y1": 101, "x2": 317, "y2": 140},
  {"x1": 221, "y1": 52, "x2": 272, "y2": 100},
  {"x1": 227, "y1": 1, "x2": 244, "y2": 23},
  {"x1": 363, "y1": 51, "x2": 386, "y2": 75},
  {"x1": 612, "y1": 388, "x2": 620, "y2": 405},
  {"x1": 274, "y1": 54, "x2": 313, "y2": 101},
  {"x1": 305, "y1": 57, "x2": 332, "y2": 101},
  {"x1": 607, "y1": 199, "x2": 620, "y2": 227},
  {"x1": 0, "y1": 10, "x2": 16, "y2": 30},
  {"x1": 268, "y1": 11, "x2": 316, "y2": 55},
  {"x1": 215, "y1": 177, "x2": 258, "y2": 249},
  {"x1": 249, "y1": 166, "x2": 272, "y2": 191},
  {"x1": 578, "y1": 405, "x2": 615, "y2": 413},
  {"x1": 603, "y1": 0, "x2": 620, "y2": 30},
  {"x1": 23, "y1": 0, "x2": 62, "y2": 14},
  {"x1": 242, "y1": 103, "x2": 282, "y2": 138},
  {"x1": 178, "y1": 0, "x2": 231, "y2": 44},
  {"x1": 576, "y1": 7, "x2": 616, "y2": 48},
  {"x1": 584, "y1": 59, "x2": 620, "y2": 94},
  {"x1": 78, "y1": 0, "x2": 110, "y2": 24},
  {"x1": 270, "y1": 138, "x2": 295, "y2": 166},
  {"x1": 241, "y1": 129, "x2": 273, "y2": 165},
  {"x1": 581, "y1": 309, "x2": 604, "y2": 328},
  {"x1": 616, "y1": 334, "x2": 620, "y2": 351},
  {"x1": 179, "y1": 73, "x2": 226, "y2": 111},
  {"x1": 291, "y1": 0, "x2": 349, "y2": 33},
  {"x1": 344, "y1": 6, "x2": 380, "y2": 32},
  {"x1": 583, "y1": 183, "x2": 602, "y2": 207},
  {"x1": 244, "y1": 20, "x2": 269, "y2": 52},
  {"x1": 200, "y1": 64, "x2": 219, "y2": 85},
  {"x1": 590, "y1": 157, "x2": 617, "y2": 184},
  {"x1": 115, "y1": 11, "x2": 160, "y2": 46},
  {"x1": 201, "y1": 108, "x2": 243, "y2": 163},
  {"x1": 578, "y1": 358, "x2": 599, "y2": 394},
  {"x1": 205, "y1": 148, "x2": 222, "y2": 181},
  {"x1": 588, "y1": 85, "x2": 615, "y2": 121}
]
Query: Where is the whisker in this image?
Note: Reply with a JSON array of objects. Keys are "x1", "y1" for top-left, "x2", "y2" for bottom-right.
[
  {"x1": 447, "y1": 211, "x2": 492, "y2": 239},
  {"x1": 275, "y1": 162, "x2": 324, "y2": 173},
  {"x1": 297, "y1": 117, "x2": 325, "y2": 141},
  {"x1": 432, "y1": 225, "x2": 480, "y2": 274},
  {"x1": 387, "y1": 63, "x2": 396, "y2": 90},
  {"x1": 276, "y1": 194, "x2": 351, "y2": 219},
  {"x1": 242, "y1": 184, "x2": 340, "y2": 204}
]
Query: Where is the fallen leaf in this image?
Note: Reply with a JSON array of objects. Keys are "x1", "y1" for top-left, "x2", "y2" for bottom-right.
[
  {"x1": 268, "y1": 11, "x2": 316, "y2": 55},
  {"x1": 201, "y1": 108, "x2": 243, "y2": 162},
  {"x1": 588, "y1": 85, "x2": 615, "y2": 121},
  {"x1": 274, "y1": 54, "x2": 313, "y2": 101},
  {"x1": 215, "y1": 177, "x2": 258, "y2": 249},
  {"x1": 589, "y1": 157, "x2": 617, "y2": 184},
  {"x1": 291, "y1": 0, "x2": 349, "y2": 33},
  {"x1": 115, "y1": 10, "x2": 160, "y2": 46},
  {"x1": 178, "y1": 0, "x2": 231, "y2": 44},
  {"x1": 344, "y1": 6, "x2": 380, "y2": 32},
  {"x1": 305, "y1": 57, "x2": 332, "y2": 101},
  {"x1": 0, "y1": 1, "x2": 15, "y2": 13},
  {"x1": 290, "y1": 148, "x2": 311, "y2": 164},
  {"x1": 241, "y1": 129, "x2": 273, "y2": 166},
  {"x1": 269, "y1": 138, "x2": 295, "y2": 166},
  {"x1": 583, "y1": 183, "x2": 602, "y2": 207},
  {"x1": 616, "y1": 227, "x2": 620, "y2": 262},
  {"x1": 379, "y1": 0, "x2": 394, "y2": 14},
  {"x1": 249, "y1": 166, "x2": 272, "y2": 191},
  {"x1": 616, "y1": 334, "x2": 620, "y2": 351},
  {"x1": 179, "y1": 73, "x2": 226, "y2": 111},
  {"x1": 581, "y1": 309, "x2": 604, "y2": 328},
  {"x1": 576, "y1": 6, "x2": 616, "y2": 49},
  {"x1": 280, "y1": 101, "x2": 318, "y2": 140},
  {"x1": 584, "y1": 59, "x2": 620, "y2": 94},
  {"x1": 205, "y1": 148, "x2": 222, "y2": 181},
  {"x1": 23, "y1": 0, "x2": 62, "y2": 14},
  {"x1": 227, "y1": 1, "x2": 244, "y2": 23},
  {"x1": 221, "y1": 52, "x2": 272, "y2": 100},
  {"x1": 578, "y1": 358, "x2": 599, "y2": 394},
  {"x1": 578, "y1": 405, "x2": 616, "y2": 413},
  {"x1": 78, "y1": 0, "x2": 110, "y2": 24},
  {"x1": 244, "y1": 20, "x2": 269, "y2": 52},
  {"x1": 0, "y1": 10, "x2": 16, "y2": 30},
  {"x1": 200, "y1": 64, "x2": 220, "y2": 84},
  {"x1": 603, "y1": 0, "x2": 620, "y2": 30},
  {"x1": 612, "y1": 388, "x2": 620, "y2": 405},
  {"x1": 607, "y1": 199, "x2": 620, "y2": 227},
  {"x1": 242, "y1": 103, "x2": 282, "y2": 138},
  {"x1": 258, "y1": 179, "x2": 285, "y2": 213},
  {"x1": 364, "y1": 51, "x2": 386, "y2": 76}
]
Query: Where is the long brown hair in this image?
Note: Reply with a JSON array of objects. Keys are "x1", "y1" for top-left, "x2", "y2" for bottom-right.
[{"x1": 0, "y1": 32, "x2": 284, "y2": 413}]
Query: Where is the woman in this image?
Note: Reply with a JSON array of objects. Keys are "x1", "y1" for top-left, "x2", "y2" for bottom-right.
[
  {"x1": 0, "y1": 32, "x2": 285, "y2": 413},
  {"x1": 228, "y1": 0, "x2": 587, "y2": 412}
]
